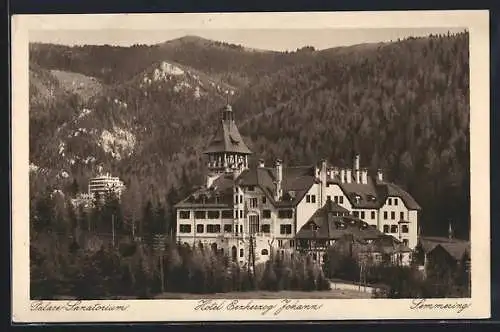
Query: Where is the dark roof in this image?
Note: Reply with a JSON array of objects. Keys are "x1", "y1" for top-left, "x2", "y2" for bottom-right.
[
  {"x1": 418, "y1": 236, "x2": 470, "y2": 260},
  {"x1": 295, "y1": 212, "x2": 381, "y2": 241},
  {"x1": 174, "y1": 174, "x2": 235, "y2": 208},
  {"x1": 296, "y1": 203, "x2": 411, "y2": 253},
  {"x1": 203, "y1": 106, "x2": 252, "y2": 155},
  {"x1": 326, "y1": 175, "x2": 421, "y2": 210},
  {"x1": 237, "y1": 165, "x2": 316, "y2": 207},
  {"x1": 176, "y1": 165, "x2": 316, "y2": 208}
]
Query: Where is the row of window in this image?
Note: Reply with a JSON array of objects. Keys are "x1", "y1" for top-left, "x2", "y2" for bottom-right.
[
  {"x1": 181, "y1": 209, "x2": 405, "y2": 221},
  {"x1": 305, "y1": 194, "x2": 316, "y2": 203},
  {"x1": 387, "y1": 197, "x2": 399, "y2": 206},
  {"x1": 179, "y1": 209, "x2": 293, "y2": 220},
  {"x1": 353, "y1": 211, "x2": 373, "y2": 219},
  {"x1": 382, "y1": 224, "x2": 409, "y2": 233},
  {"x1": 179, "y1": 224, "x2": 223, "y2": 233},
  {"x1": 326, "y1": 195, "x2": 345, "y2": 205},
  {"x1": 178, "y1": 223, "x2": 293, "y2": 234},
  {"x1": 383, "y1": 211, "x2": 406, "y2": 220}
]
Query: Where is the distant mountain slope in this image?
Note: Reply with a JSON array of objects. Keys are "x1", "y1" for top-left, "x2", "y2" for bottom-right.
[{"x1": 49, "y1": 70, "x2": 103, "y2": 102}]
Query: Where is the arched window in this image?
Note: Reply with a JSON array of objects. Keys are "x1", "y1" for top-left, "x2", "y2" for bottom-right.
[
  {"x1": 211, "y1": 243, "x2": 218, "y2": 252},
  {"x1": 231, "y1": 246, "x2": 237, "y2": 261},
  {"x1": 261, "y1": 249, "x2": 269, "y2": 255}
]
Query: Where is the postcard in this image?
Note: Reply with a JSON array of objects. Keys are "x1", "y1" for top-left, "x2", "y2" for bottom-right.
[{"x1": 11, "y1": 10, "x2": 490, "y2": 322}]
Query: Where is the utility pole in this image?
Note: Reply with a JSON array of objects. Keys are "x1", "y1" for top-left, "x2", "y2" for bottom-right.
[
  {"x1": 160, "y1": 254, "x2": 165, "y2": 293},
  {"x1": 112, "y1": 213, "x2": 115, "y2": 248}
]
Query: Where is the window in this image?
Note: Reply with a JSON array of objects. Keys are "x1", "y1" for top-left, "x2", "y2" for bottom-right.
[
  {"x1": 278, "y1": 240, "x2": 284, "y2": 248},
  {"x1": 384, "y1": 211, "x2": 388, "y2": 219},
  {"x1": 262, "y1": 209, "x2": 271, "y2": 219},
  {"x1": 234, "y1": 210, "x2": 238, "y2": 218},
  {"x1": 247, "y1": 185, "x2": 255, "y2": 191},
  {"x1": 239, "y1": 195, "x2": 243, "y2": 204},
  {"x1": 383, "y1": 225, "x2": 389, "y2": 233},
  {"x1": 353, "y1": 211, "x2": 359, "y2": 217},
  {"x1": 207, "y1": 211, "x2": 220, "y2": 219},
  {"x1": 194, "y1": 211, "x2": 206, "y2": 219},
  {"x1": 306, "y1": 195, "x2": 311, "y2": 203},
  {"x1": 278, "y1": 209, "x2": 293, "y2": 219},
  {"x1": 402, "y1": 225, "x2": 409, "y2": 233},
  {"x1": 327, "y1": 195, "x2": 331, "y2": 201},
  {"x1": 240, "y1": 210, "x2": 243, "y2": 218},
  {"x1": 224, "y1": 224, "x2": 232, "y2": 233},
  {"x1": 179, "y1": 211, "x2": 190, "y2": 219},
  {"x1": 249, "y1": 198, "x2": 258, "y2": 208},
  {"x1": 371, "y1": 211, "x2": 376, "y2": 219},
  {"x1": 402, "y1": 239, "x2": 409, "y2": 246},
  {"x1": 262, "y1": 196, "x2": 267, "y2": 204},
  {"x1": 400, "y1": 212, "x2": 405, "y2": 220},
  {"x1": 240, "y1": 249, "x2": 244, "y2": 257},
  {"x1": 391, "y1": 211, "x2": 395, "y2": 220},
  {"x1": 361, "y1": 211, "x2": 365, "y2": 219},
  {"x1": 261, "y1": 249, "x2": 269, "y2": 255},
  {"x1": 261, "y1": 224, "x2": 270, "y2": 233},
  {"x1": 388, "y1": 198, "x2": 392, "y2": 205},
  {"x1": 339, "y1": 196, "x2": 344, "y2": 204},
  {"x1": 249, "y1": 215, "x2": 260, "y2": 234},
  {"x1": 280, "y1": 224, "x2": 292, "y2": 235},
  {"x1": 221, "y1": 210, "x2": 233, "y2": 219},
  {"x1": 240, "y1": 225, "x2": 243, "y2": 233},
  {"x1": 179, "y1": 224, "x2": 191, "y2": 233},
  {"x1": 311, "y1": 195, "x2": 316, "y2": 203},
  {"x1": 334, "y1": 196, "x2": 338, "y2": 203},
  {"x1": 394, "y1": 198, "x2": 398, "y2": 206},
  {"x1": 207, "y1": 224, "x2": 221, "y2": 233},
  {"x1": 234, "y1": 195, "x2": 238, "y2": 204},
  {"x1": 390, "y1": 225, "x2": 398, "y2": 233},
  {"x1": 290, "y1": 240, "x2": 295, "y2": 248}
]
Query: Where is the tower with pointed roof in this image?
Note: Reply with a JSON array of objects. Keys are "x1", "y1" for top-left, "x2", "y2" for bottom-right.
[{"x1": 204, "y1": 104, "x2": 252, "y2": 187}]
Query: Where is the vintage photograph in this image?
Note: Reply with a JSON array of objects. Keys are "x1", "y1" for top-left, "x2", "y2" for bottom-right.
[{"x1": 12, "y1": 11, "x2": 490, "y2": 322}]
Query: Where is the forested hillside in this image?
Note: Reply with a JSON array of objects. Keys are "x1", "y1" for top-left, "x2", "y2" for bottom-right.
[
  {"x1": 29, "y1": 31, "x2": 470, "y2": 241},
  {"x1": 234, "y1": 32, "x2": 470, "y2": 238}
]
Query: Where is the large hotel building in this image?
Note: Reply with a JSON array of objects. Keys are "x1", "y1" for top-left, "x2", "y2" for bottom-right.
[{"x1": 175, "y1": 104, "x2": 420, "y2": 265}]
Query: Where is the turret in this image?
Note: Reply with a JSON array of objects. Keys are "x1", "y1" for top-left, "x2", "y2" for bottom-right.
[{"x1": 203, "y1": 104, "x2": 252, "y2": 183}]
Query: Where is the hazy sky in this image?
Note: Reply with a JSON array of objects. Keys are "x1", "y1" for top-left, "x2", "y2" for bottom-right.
[{"x1": 30, "y1": 27, "x2": 466, "y2": 51}]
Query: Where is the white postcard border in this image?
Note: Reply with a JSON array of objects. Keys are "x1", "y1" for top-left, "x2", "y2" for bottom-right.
[{"x1": 11, "y1": 10, "x2": 490, "y2": 322}]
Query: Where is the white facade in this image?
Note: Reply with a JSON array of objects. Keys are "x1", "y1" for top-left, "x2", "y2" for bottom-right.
[{"x1": 88, "y1": 173, "x2": 125, "y2": 197}]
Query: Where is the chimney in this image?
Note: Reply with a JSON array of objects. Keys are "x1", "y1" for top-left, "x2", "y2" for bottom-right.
[
  {"x1": 340, "y1": 169, "x2": 346, "y2": 183},
  {"x1": 346, "y1": 169, "x2": 352, "y2": 183},
  {"x1": 361, "y1": 168, "x2": 368, "y2": 184},
  {"x1": 377, "y1": 169, "x2": 384, "y2": 182},
  {"x1": 274, "y1": 159, "x2": 283, "y2": 201},
  {"x1": 354, "y1": 154, "x2": 360, "y2": 183},
  {"x1": 320, "y1": 159, "x2": 327, "y2": 206},
  {"x1": 333, "y1": 167, "x2": 340, "y2": 180},
  {"x1": 258, "y1": 159, "x2": 265, "y2": 168}
]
